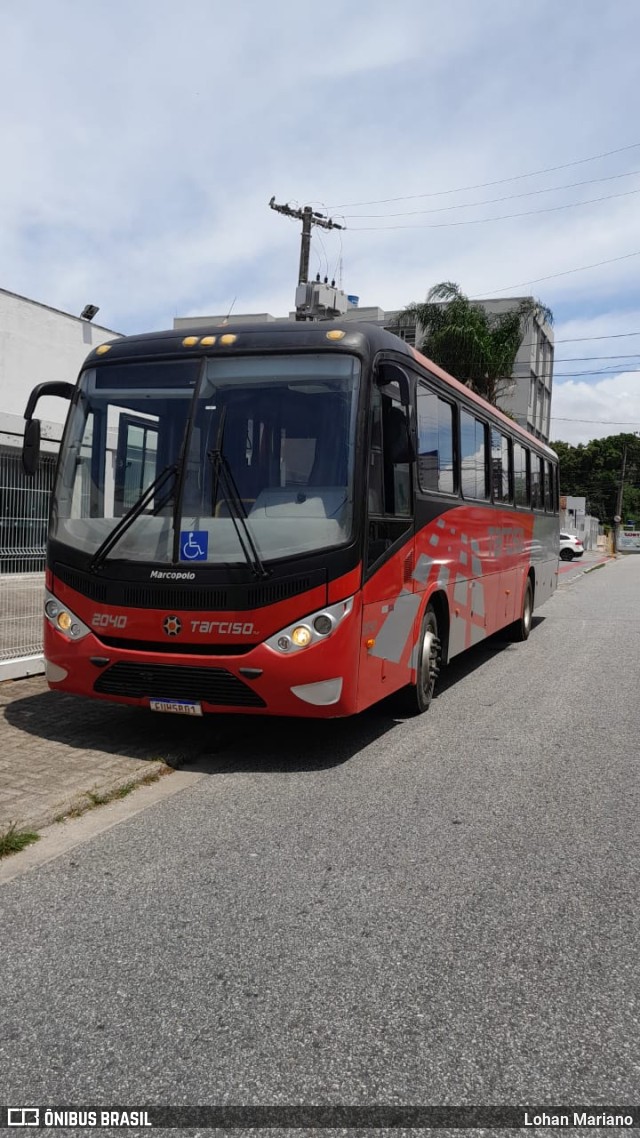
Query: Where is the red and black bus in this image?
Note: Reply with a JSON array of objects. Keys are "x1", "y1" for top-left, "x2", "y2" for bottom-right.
[{"x1": 23, "y1": 321, "x2": 559, "y2": 718}]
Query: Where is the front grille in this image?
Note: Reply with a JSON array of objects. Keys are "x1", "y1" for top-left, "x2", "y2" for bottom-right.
[
  {"x1": 57, "y1": 568, "x2": 108, "y2": 602},
  {"x1": 121, "y1": 585, "x2": 231, "y2": 608},
  {"x1": 94, "y1": 662, "x2": 266, "y2": 707},
  {"x1": 55, "y1": 563, "x2": 326, "y2": 610}
]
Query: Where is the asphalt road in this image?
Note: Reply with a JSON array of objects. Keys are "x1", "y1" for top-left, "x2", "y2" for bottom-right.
[{"x1": 1, "y1": 558, "x2": 639, "y2": 1134}]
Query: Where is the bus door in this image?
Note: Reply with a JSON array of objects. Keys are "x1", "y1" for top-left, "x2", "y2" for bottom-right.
[{"x1": 359, "y1": 363, "x2": 417, "y2": 705}]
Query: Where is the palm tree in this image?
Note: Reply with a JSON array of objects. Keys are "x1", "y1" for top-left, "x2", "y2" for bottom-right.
[{"x1": 399, "y1": 282, "x2": 553, "y2": 406}]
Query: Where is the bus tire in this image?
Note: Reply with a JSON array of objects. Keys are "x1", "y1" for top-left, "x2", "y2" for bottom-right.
[
  {"x1": 396, "y1": 604, "x2": 441, "y2": 715},
  {"x1": 509, "y1": 578, "x2": 533, "y2": 642}
]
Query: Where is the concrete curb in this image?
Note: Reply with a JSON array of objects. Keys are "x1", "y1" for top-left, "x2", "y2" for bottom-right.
[
  {"x1": 2, "y1": 760, "x2": 171, "y2": 836},
  {"x1": 0, "y1": 767, "x2": 204, "y2": 884}
]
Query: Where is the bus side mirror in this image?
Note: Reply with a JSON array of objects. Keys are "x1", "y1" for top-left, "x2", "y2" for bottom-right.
[
  {"x1": 22, "y1": 418, "x2": 41, "y2": 475},
  {"x1": 21, "y1": 380, "x2": 75, "y2": 476}
]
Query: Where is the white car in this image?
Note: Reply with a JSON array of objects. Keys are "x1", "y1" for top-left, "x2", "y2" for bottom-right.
[{"x1": 559, "y1": 532, "x2": 584, "y2": 561}]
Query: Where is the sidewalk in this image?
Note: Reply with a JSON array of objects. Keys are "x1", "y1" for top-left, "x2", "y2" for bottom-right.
[
  {"x1": 557, "y1": 548, "x2": 614, "y2": 582},
  {"x1": 0, "y1": 677, "x2": 228, "y2": 835}
]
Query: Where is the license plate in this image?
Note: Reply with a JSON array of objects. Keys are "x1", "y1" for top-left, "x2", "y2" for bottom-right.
[{"x1": 149, "y1": 699, "x2": 203, "y2": 716}]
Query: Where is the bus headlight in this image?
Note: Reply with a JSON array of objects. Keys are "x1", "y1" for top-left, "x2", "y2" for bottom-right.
[
  {"x1": 266, "y1": 597, "x2": 353, "y2": 654},
  {"x1": 44, "y1": 591, "x2": 90, "y2": 641}
]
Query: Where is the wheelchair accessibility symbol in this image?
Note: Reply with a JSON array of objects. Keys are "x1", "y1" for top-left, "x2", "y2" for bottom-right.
[{"x1": 180, "y1": 530, "x2": 209, "y2": 561}]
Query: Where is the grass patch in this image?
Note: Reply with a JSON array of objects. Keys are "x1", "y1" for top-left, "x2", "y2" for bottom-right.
[
  {"x1": 87, "y1": 790, "x2": 110, "y2": 807},
  {"x1": 60, "y1": 766, "x2": 169, "y2": 822},
  {"x1": 0, "y1": 823, "x2": 40, "y2": 859}
]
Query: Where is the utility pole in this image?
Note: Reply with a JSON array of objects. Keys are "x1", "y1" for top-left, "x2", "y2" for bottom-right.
[
  {"x1": 269, "y1": 197, "x2": 345, "y2": 319},
  {"x1": 613, "y1": 442, "x2": 627, "y2": 555},
  {"x1": 613, "y1": 431, "x2": 640, "y2": 553}
]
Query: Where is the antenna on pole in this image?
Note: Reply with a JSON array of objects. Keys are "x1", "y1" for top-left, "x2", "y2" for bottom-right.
[{"x1": 269, "y1": 196, "x2": 346, "y2": 321}]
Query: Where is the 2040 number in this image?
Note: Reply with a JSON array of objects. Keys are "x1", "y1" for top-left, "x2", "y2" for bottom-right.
[{"x1": 91, "y1": 613, "x2": 128, "y2": 629}]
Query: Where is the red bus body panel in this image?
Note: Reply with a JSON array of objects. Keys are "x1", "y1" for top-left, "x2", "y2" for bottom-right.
[{"x1": 45, "y1": 506, "x2": 555, "y2": 718}]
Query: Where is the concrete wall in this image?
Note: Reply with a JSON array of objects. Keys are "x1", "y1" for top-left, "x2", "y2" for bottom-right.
[
  {"x1": 617, "y1": 529, "x2": 640, "y2": 553},
  {"x1": 0, "y1": 288, "x2": 120, "y2": 427},
  {"x1": 0, "y1": 291, "x2": 120, "y2": 679}
]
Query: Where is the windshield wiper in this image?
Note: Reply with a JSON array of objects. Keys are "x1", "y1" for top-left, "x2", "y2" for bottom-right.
[
  {"x1": 89, "y1": 464, "x2": 178, "y2": 573},
  {"x1": 208, "y1": 449, "x2": 269, "y2": 580}
]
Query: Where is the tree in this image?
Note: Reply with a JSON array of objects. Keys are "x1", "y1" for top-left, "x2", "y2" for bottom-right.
[
  {"x1": 551, "y1": 433, "x2": 640, "y2": 525},
  {"x1": 399, "y1": 282, "x2": 553, "y2": 406}
]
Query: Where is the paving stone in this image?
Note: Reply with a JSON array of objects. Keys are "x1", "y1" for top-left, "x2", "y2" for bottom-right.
[{"x1": 0, "y1": 676, "x2": 220, "y2": 833}]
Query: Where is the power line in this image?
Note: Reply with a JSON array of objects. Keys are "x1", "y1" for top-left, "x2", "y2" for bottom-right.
[
  {"x1": 472, "y1": 249, "x2": 640, "y2": 297},
  {"x1": 340, "y1": 168, "x2": 640, "y2": 219},
  {"x1": 347, "y1": 186, "x2": 640, "y2": 231},
  {"x1": 551, "y1": 416, "x2": 640, "y2": 424},
  {"x1": 327, "y1": 141, "x2": 640, "y2": 209},
  {"x1": 554, "y1": 367, "x2": 640, "y2": 377},
  {"x1": 555, "y1": 331, "x2": 640, "y2": 343},
  {"x1": 554, "y1": 354, "x2": 640, "y2": 362}
]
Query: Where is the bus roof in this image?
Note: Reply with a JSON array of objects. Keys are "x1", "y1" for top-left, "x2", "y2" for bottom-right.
[{"x1": 87, "y1": 320, "x2": 557, "y2": 460}]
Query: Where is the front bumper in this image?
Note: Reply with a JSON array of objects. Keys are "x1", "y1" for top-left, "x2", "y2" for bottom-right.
[{"x1": 44, "y1": 614, "x2": 361, "y2": 719}]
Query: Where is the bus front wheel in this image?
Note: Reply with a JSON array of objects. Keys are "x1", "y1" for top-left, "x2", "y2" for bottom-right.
[{"x1": 396, "y1": 605, "x2": 441, "y2": 715}]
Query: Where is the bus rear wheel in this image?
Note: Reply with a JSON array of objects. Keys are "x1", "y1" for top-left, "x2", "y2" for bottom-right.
[
  {"x1": 509, "y1": 579, "x2": 533, "y2": 642},
  {"x1": 396, "y1": 605, "x2": 441, "y2": 715}
]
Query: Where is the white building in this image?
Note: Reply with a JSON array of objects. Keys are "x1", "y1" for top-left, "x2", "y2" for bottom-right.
[
  {"x1": 0, "y1": 287, "x2": 120, "y2": 678},
  {"x1": 0, "y1": 287, "x2": 119, "y2": 422}
]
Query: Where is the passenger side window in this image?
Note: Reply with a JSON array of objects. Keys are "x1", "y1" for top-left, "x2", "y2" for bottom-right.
[
  {"x1": 530, "y1": 456, "x2": 544, "y2": 509},
  {"x1": 545, "y1": 460, "x2": 555, "y2": 512},
  {"x1": 460, "y1": 410, "x2": 488, "y2": 499},
  {"x1": 417, "y1": 385, "x2": 455, "y2": 494},
  {"x1": 513, "y1": 443, "x2": 529, "y2": 507},
  {"x1": 490, "y1": 429, "x2": 512, "y2": 503}
]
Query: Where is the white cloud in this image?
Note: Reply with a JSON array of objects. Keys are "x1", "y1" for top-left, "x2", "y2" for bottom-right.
[
  {"x1": 2, "y1": 0, "x2": 640, "y2": 447},
  {"x1": 551, "y1": 373, "x2": 640, "y2": 446}
]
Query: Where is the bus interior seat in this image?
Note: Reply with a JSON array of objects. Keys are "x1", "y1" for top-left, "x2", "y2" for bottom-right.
[
  {"x1": 249, "y1": 487, "x2": 348, "y2": 519},
  {"x1": 214, "y1": 498, "x2": 256, "y2": 518}
]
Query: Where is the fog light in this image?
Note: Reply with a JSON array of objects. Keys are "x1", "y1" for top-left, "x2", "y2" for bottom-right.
[
  {"x1": 45, "y1": 600, "x2": 58, "y2": 619},
  {"x1": 291, "y1": 625, "x2": 312, "y2": 647},
  {"x1": 57, "y1": 611, "x2": 72, "y2": 632},
  {"x1": 313, "y1": 614, "x2": 333, "y2": 635},
  {"x1": 277, "y1": 636, "x2": 291, "y2": 651}
]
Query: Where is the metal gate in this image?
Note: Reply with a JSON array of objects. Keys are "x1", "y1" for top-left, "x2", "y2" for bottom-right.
[{"x1": 0, "y1": 447, "x2": 57, "y2": 680}]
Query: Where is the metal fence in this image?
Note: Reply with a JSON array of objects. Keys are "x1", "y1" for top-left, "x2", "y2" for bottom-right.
[{"x1": 0, "y1": 446, "x2": 57, "y2": 678}]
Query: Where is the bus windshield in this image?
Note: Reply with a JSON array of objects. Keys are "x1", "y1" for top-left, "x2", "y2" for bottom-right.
[{"x1": 51, "y1": 353, "x2": 361, "y2": 567}]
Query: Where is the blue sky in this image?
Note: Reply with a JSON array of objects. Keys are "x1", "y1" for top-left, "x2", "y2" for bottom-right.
[{"x1": 2, "y1": 0, "x2": 640, "y2": 444}]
